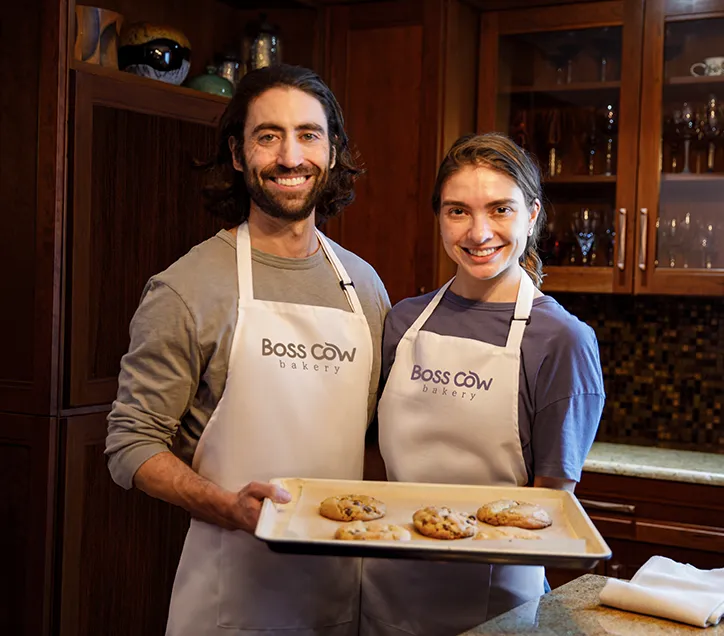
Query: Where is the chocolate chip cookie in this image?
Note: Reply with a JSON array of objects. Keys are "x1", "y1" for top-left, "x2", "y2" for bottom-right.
[
  {"x1": 412, "y1": 506, "x2": 478, "y2": 540},
  {"x1": 319, "y1": 494, "x2": 386, "y2": 522},
  {"x1": 335, "y1": 521, "x2": 411, "y2": 541},
  {"x1": 473, "y1": 523, "x2": 542, "y2": 540},
  {"x1": 476, "y1": 499, "x2": 552, "y2": 530}
]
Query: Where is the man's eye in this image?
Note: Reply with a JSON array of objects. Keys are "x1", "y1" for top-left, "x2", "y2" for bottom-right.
[
  {"x1": 495, "y1": 207, "x2": 512, "y2": 215},
  {"x1": 301, "y1": 132, "x2": 318, "y2": 141},
  {"x1": 259, "y1": 134, "x2": 276, "y2": 143},
  {"x1": 448, "y1": 208, "x2": 465, "y2": 216}
]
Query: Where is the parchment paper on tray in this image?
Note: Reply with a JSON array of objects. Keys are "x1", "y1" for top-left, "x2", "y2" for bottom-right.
[{"x1": 255, "y1": 478, "x2": 610, "y2": 568}]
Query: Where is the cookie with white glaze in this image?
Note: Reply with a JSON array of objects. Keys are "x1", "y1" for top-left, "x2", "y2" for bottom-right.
[{"x1": 412, "y1": 506, "x2": 477, "y2": 540}]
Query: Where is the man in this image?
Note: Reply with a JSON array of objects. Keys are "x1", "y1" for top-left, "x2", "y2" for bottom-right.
[{"x1": 105, "y1": 64, "x2": 390, "y2": 636}]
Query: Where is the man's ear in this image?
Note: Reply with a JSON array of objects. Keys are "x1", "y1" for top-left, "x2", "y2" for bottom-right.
[
  {"x1": 229, "y1": 136, "x2": 243, "y2": 172},
  {"x1": 330, "y1": 145, "x2": 337, "y2": 170}
]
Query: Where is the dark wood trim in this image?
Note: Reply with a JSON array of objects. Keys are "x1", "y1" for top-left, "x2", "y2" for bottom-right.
[
  {"x1": 346, "y1": 0, "x2": 421, "y2": 28},
  {"x1": 634, "y1": 0, "x2": 665, "y2": 293},
  {"x1": 415, "y1": 0, "x2": 445, "y2": 297},
  {"x1": 613, "y1": 0, "x2": 644, "y2": 293},
  {"x1": 0, "y1": 414, "x2": 57, "y2": 636},
  {"x1": 497, "y1": 1, "x2": 624, "y2": 34},
  {"x1": 476, "y1": 12, "x2": 499, "y2": 133},
  {"x1": 639, "y1": 270, "x2": 724, "y2": 295},
  {"x1": 320, "y1": 4, "x2": 351, "y2": 244},
  {"x1": 541, "y1": 267, "x2": 614, "y2": 293},
  {"x1": 67, "y1": 70, "x2": 225, "y2": 407},
  {"x1": 0, "y1": 0, "x2": 67, "y2": 414}
]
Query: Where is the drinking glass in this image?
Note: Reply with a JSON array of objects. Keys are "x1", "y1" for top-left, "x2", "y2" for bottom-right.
[{"x1": 571, "y1": 208, "x2": 599, "y2": 265}]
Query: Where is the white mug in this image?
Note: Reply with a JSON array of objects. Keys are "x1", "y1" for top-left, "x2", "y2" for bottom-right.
[{"x1": 690, "y1": 56, "x2": 724, "y2": 76}]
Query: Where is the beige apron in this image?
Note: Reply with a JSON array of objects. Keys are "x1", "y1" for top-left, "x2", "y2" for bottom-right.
[
  {"x1": 361, "y1": 271, "x2": 544, "y2": 636},
  {"x1": 166, "y1": 223, "x2": 373, "y2": 636}
]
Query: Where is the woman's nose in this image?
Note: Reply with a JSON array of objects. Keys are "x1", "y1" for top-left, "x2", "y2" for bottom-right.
[{"x1": 469, "y1": 217, "x2": 494, "y2": 244}]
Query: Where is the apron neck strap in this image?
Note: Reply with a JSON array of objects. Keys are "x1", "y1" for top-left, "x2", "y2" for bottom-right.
[
  {"x1": 315, "y1": 229, "x2": 365, "y2": 315},
  {"x1": 407, "y1": 278, "x2": 455, "y2": 334},
  {"x1": 505, "y1": 272, "x2": 535, "y2": 350},
  {"x1": 235, "y1": 223, "x2": 364, "y2": 314}
]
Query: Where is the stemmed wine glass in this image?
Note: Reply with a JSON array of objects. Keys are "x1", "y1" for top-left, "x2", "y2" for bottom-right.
[
  {"x1": 543, "y1": 109, "x2": 563, "y2": 177},
  {"x1": 599, "y1": 103, "x2": 618, "y2": 175},
  {"x1": 593, "y1": 27, "x2": 619, "y2": 82},
  {"x1": 581, "y1": 108, "x2": 599, "y2": 175},
  {"x1": 673, "y1": 103, "x2": 696, "y2": 174},
  {"x1": 697, "y1": 220, "x2": 718, "y2": 269},
  {"x1": 549, "y1": 31, "x2": 582, "y2": 85},
  {"x1": 571, "y1": 208, "x2": 599, "y2": 266},
  {"x1": 701, "y1": 95, "x2": 721, "y2": 172}
]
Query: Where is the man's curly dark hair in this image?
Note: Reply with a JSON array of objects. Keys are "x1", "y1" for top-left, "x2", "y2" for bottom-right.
[{"x1": 199, "y1": 64, "x2": 363, "y2": 224}]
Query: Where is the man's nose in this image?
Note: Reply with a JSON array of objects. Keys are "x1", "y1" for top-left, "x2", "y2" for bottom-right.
[{"x1": 277, "y1": 138, "x2": 304, "y2": 168}]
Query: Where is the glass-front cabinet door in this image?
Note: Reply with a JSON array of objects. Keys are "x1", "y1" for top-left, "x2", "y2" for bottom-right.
[
  {"x1": 637, "y1": 0, "x2": 724, "y2": 295},
  {"x1": 479, "y1": 1, "x2": 643, "y2": 293}
]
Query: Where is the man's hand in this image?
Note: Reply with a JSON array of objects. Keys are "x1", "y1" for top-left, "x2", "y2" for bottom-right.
[
  {"x1": 133, "y1": 452, "x2": 291, "y2": 534},
  {"x1": 224, "y1": 481, "x2": 292, "y2": 533}
]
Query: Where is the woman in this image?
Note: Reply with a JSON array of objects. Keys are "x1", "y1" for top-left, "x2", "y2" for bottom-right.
[{"x1": 361, "y1": 133, "x2": 604, "y2": 636}]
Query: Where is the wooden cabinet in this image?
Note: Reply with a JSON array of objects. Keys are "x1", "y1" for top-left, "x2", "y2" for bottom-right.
[
  {"x1": 547, "y1": 471, "x2": 724, "y2": 589},
  {"x1": 67, "y1": 67, "x2": 228, "y2": 407},
  {"x1": 0, "y1": 414, "x2": 57, "y2": 636},
  {"x1": 57, "y1": 413, "x2": 189, "y2": 636},
  {"x1": 323, "y1": 0, "x2": 478, "y2": 303},
  {"x1": 636, "y1": 0, "x2": 724, "y2": 294},
  {"x1": 0, "y1": 0, "x2": 320, "y2": 633},
  {"x1": 478, "y1": 0, "x2": 724, "y2": 296},
  {"x1": 477, "y1": 0, "x2": 644, "y2": 294}
]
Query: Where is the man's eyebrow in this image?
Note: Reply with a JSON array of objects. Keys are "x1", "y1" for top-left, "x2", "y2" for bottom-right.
[
  {"x1": 250, "y1": 122, "x2": 326, "y2": 135},
  {"x1": 487, "y1": 198, "x2": 517, "y2": 208}
]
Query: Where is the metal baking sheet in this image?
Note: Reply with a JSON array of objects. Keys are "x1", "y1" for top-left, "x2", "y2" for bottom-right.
[{"x1": 255, "y1": 478, "x2": 611, "y2": 569}]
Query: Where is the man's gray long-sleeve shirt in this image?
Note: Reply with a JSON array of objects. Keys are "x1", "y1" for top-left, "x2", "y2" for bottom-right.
[{"x1": 106, "y1": 229, "x2": 390, "y2": 489}]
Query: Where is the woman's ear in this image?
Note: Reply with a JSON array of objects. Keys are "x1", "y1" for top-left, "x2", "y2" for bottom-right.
[
  {"x1": 528, "y1": 198, "x2": 542, "y2": 233},
  {"x1": 229, "y1": 137, "x2": 244, "y2": 172}
]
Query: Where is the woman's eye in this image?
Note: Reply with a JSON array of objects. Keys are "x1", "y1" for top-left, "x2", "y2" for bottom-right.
[
  {"x1": 448, "y1": 208, "x2": 465, "y2": 216},
  {"x1": 495, "y1": 207, "x2": 512, "y2": 215}
]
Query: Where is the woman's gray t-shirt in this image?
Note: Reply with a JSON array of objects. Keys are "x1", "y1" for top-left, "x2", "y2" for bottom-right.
[{"x1": 379, "y1": 288, "x2": 605, "y2": 484}]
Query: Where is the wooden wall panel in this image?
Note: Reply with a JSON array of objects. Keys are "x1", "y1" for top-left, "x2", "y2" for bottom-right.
[
  {"x1": 59, "y1": 412, "x2": 189, "y2": 636},
  {"x1": 68, "y1": 73, "x2": 230, "y2": 407},
  {"x1": 0, "y1": 0, "x2": 66, "y2": 414},
  {"x1": 0, "y1": 414, "x2": 56, "y2": 636},
  {"x1": 324, "y1": 0, "x2": 444, "y2": 304},
  {"x1": 342, "y1": 24, "x2": 425, "y2": 304}
]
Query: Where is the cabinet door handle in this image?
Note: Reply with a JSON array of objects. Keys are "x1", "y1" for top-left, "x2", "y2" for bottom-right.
[
  {"x1": 609, "y1": 563, "x2": 623, "y2": 578},
  {"x1": 638, "y1": 207, "x2": 648, "y2": 271},
  {"x1": 579, "y1": 498, "x2": 636, "y2": 515},
  {"x1": 617, "y1": 207, "x2": 627, "y2": 270}
]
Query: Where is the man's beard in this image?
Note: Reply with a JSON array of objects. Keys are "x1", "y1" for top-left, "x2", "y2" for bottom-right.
[{"x1": 243, "y1": 163, "x2": 330, "y2": 223}]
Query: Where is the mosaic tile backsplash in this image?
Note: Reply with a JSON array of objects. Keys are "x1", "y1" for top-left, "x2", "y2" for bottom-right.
[{"x1": 551, "y1": 293, "x2": 724, "y2": 453}]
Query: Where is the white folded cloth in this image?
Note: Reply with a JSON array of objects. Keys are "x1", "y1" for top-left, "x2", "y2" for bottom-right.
[{"x1": 599, "y1": 556, "x2": 724, "y2": 628}]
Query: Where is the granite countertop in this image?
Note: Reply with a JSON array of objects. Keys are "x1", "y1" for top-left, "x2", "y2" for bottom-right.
[
  {"x1": 461, "y1": 573, "x2": 724, "y2": 635},
  {"x1": 583, "y1": 442, "x2": 724, "y2": 486}
]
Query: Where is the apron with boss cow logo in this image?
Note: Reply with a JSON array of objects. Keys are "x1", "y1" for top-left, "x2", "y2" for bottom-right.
[
  {"x1": 361, "y1": 272, "x2": 544, "y2": 636},
  {"x1": 166, "y1": 222, "x2": 373, "y2": 636}
]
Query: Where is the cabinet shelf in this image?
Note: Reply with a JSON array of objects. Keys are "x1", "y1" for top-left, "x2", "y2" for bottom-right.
[
  {"x1": 501, "y1": 80, "x2": 621, "y2": 94},
  {"x1": 71, "y1": 61, "x2": 229, "y2": 126},
  {"x1": 661, "y1": 172, "x2": 724, "y2": 182},
  {"x1": 666, "y1": 75, "x2": 724, "y2": 86},
  {"x1": 546, "y1": 175, "x2": 617, "y2": 184}
]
